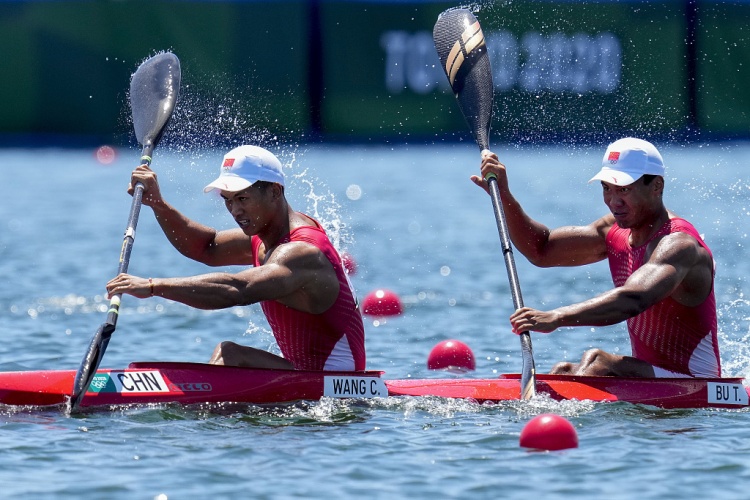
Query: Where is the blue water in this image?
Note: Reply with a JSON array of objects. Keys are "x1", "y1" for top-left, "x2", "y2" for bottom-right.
[{"x1": 1, "y1": 142, "x2": 750, "y2": 498}]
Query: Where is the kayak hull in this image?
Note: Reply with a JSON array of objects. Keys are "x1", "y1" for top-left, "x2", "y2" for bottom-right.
[
  {"x1": 0, "y1": 362, "x2": 387, "y2": 408},
  {"x1": 0, "y1": 362, "x2": 746, "y2": 410},
  {"x1": 386, "y1": 373, "x2": 750, "y2": 409}
]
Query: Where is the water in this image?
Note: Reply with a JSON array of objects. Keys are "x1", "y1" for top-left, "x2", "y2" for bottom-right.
[{"x1": 1, "y1": 142, "x2": 750, "y2": 499}]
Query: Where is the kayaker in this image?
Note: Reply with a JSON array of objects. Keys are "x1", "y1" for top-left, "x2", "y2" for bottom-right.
[
  {"x1": 105, "y1": 145, "x2": 366, "y2": 371},
  {"x1": 471, "y1": 137, "x2": 721, "y2": 378}
]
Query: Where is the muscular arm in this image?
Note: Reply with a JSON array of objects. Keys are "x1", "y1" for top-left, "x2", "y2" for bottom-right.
[
  {"x1": 131, "y1": 164, "x2": 253, "y2": 267},
  {"x1": 150, "y1": 200, "x2": 253, "y2": 267},
  {"x1": 510, "y1": 232, "x2": 709, "y2": 332},
  {"x1": 471, "y1": 152, "x2": 611, "y2": 267},
  {"x1": 107, "y1": 241, "x2": 340, "y2": 314}
]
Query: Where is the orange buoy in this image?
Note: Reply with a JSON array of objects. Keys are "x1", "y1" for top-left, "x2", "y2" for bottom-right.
[
  {"x1": 362, "y1": 289, "x2": 403, "y2": 317},
  {"x1": 341, "y1": 251, "x2": 357, "y2": 276},
  {"x1": 520, "y1": 414, "x2": 578, "y2": 451},
  {"x1": 427, "y1": 339, "x2": 476, "y2": 372}
]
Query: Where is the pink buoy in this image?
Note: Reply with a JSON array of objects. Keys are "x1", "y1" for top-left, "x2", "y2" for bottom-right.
[
  {"x1": 427, "y1": 339, "x2": 476, "y2": 372},
  {"x1": 520, "y1": 414, "x2": 578, "y2": 451},
  {"x1": 362, "y1": 289, "x2": 403, "y2": 317},
  {"x1": 94, "y1": 145, "x2": 117, "y2": 165},
  {"x1": 341, "y1": 251, "x2": 357, "y2": 276}
]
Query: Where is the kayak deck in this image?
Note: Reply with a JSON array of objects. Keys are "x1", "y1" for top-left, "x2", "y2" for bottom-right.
[{"x1": 0, "y1": 362, "x2": 746, "y2": 409}]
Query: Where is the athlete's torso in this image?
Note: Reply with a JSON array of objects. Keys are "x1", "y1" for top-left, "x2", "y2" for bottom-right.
[
  {"x1": 251, "y1": 216, "x2": 366, "y2": 371},
  {"x1": 606, "y1": 218, "x2": 720, "y2": 376}
]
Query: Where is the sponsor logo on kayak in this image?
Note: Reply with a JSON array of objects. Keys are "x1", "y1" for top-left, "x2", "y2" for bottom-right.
[
  {"x1": 324, "y1": 376, "x2": 388, "y2": 398},
  {"x1": 88, "y1": 371, "x2": 169, "y2": 394},
  {"x1": 171, "y1": 382, "x2": 213, "y2": 392},
  {"x1": 707, "y1": 382, "x2": 749, "y2": 405}
]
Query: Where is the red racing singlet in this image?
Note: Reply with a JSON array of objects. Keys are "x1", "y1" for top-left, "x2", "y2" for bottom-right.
[
  {"x1": 251, "y1": 216, "x2": 366, "y2": 371},
  {"x1": 606, "y1": 218, "x2": 721, "y2": 377}
]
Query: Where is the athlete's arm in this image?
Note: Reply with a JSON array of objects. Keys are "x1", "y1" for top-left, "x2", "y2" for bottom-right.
[
  {"x1": 509, "y1": 232, "x2": 706, "y2": 333},
  {"x1": 471, "y1": 152, "x2": 611, "y2": 267},
  {"x1": 131, "y1": 164, "x2": 253, "y2": 266},
  {"x1": 106, "y1": 241, "x2": 340, "y2": 314}
]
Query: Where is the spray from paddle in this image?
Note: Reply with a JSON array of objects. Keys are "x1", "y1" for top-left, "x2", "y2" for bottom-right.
[
  {"x1": 433, "y1": 8, "x2": 537, "y2": 399},
  {"x1": 149, "y1": 64, "x2": 354, "y2": 256}
]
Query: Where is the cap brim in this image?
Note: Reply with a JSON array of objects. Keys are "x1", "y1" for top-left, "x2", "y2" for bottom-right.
[
  {"x1": 588, "y1": 168, "x2": 640, "y2": 186},
  {"x1": 203, "y1": 175, "x2": 254, "y2": 193}
]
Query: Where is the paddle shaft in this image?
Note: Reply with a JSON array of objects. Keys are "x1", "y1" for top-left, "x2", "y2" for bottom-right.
[
  {"x1": 482, "y1": 152, "x2": 537, "y2": 400},
  {"x1": 105, "y1": 146, "x2": 153, "y2": 327},
  {"x1": 69, "y1": 147, "x2": 152, "y2": 409}
]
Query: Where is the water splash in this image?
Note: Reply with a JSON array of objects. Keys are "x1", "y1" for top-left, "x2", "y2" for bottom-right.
[
  {"x1": 242, "y1": 320, "x2": 281, "y2": 357},
  {"x1": 719, "y1": 296, "x2": 750, "y2": 379},
  {"x1": 292, "y1": 166, "x2": 352, "y2": 252}
]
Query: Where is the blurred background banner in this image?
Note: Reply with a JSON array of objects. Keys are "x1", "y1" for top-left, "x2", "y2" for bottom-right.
[{"x1": 2, "y1": 0, "x2": 748, "y2": 145}]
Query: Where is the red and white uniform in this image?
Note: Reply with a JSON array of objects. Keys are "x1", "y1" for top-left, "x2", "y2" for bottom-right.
[
  {"x1": 251, "y1": 216, "x2": 366, "y2": 371},
  {"x1": 606, "y1": 218, "x2": 721, "y2": 377}
]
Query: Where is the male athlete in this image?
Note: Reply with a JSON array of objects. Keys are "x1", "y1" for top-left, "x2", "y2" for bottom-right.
[
  {"x1": 471, "y1": 137, "x2": 720, "y2": 377},
  {"x1": 106, "y1": 145, "x2": 366, "y2": 371}
]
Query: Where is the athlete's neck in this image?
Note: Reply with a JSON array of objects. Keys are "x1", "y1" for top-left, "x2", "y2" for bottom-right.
[
  {"x1": 628, "y1": 208, "x2": 671, "y2": 247},
  {"x1": 258, "y1": 202, "x2": 295, "y2": 254}
]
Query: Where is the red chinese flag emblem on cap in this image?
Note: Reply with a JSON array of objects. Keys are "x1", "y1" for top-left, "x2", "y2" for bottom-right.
[
  {"x1": 608, "y1": 151, "x2": 620, "y2": 163},
  {"x1": 222, "y1": 158, "x2": 235, "y2": 168}
]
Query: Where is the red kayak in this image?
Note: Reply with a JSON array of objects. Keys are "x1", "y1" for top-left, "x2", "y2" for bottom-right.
[
  {"x1": 0, "y1": 362, "x2": 387, "y2": 408},
  {"x1": 0, "y1": 362, "x2": 746, "y2": 410}
]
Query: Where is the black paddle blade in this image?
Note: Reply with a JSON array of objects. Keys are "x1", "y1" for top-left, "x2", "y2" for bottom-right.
[
  {"x1": 433, "y1": 9, "x2": 494, "y2": 151},
  {"x1": 130, "y1": 52, "x2": 181, "y2": 149},
  {"x1": 70, "y1": 323, "x2": 113, "y2": 408}
]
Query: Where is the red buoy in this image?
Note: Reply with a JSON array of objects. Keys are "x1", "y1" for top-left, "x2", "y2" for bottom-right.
[
  {"x1": 427, "y1": 339, "x2": 476, "y2": 372},
  {"x1": 94, "y1": 145, "x2": 117, "y2": 165},
  {"x1": 520, "y1": 414, "x2": 578, "y2": 451},
  {"x1": 362, "y1": 289, "x2": 403, "y2": 317},
  {"x1": 341, "y1": 251, "x2": 357, "y2": 276}
]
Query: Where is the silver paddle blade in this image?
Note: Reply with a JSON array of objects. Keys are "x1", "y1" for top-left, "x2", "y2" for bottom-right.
[{"x1": 129, "y1": 52, "x2": 181, "y2": 148}]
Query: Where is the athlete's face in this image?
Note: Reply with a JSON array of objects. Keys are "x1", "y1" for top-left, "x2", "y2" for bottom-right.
[
  {"x1": 221, "y1": 183, "x2": 276, "y2": 235},
  {"x1": 601, "y1": 177, "x2": 662, "y2": 229}
]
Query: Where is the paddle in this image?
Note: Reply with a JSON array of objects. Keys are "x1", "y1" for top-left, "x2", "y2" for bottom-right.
[
  {"x1": 433, "y1": 9, "x2": 536, "y2": 399},
  {"x1": 70, "y1": 52, "x2": 181, "y2": 409}
]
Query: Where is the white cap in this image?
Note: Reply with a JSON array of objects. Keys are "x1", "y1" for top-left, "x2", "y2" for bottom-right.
[
  {"x1": 203, "y1": 145, "x2": 285, "y2": 193},
  {"x1": 589, "y1": 137, "x2": 665, "y2": 186}
]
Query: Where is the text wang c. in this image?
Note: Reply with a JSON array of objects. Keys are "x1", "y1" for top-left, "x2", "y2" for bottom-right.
[{"x1": 324, "y1": 376, "x2": 388, "y2": 398}]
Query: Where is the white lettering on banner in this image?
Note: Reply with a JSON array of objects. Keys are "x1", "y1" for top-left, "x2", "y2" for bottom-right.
[
  {"x1": 324, "y1": 376, "x2": 388, "y2": 398},
  {"x1": 380, "y1": 30, "x2": 621, "y2": 95},
  {"x1": 707, "y1": 382, "x2": 749, "y2": 405},
  {"x1": 111, "y1": 371, "x2": 169, "y2": 393},
  {"x1": 380, "y1": 31, "x2": 448, "y2": 94},
  {"x1": 511, "y1": 31, "x2": 621, "y2": 93}
]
